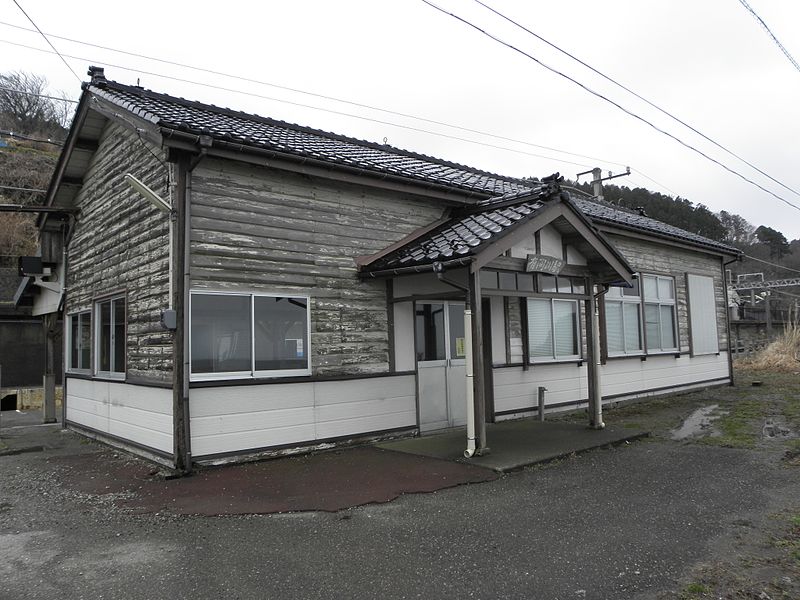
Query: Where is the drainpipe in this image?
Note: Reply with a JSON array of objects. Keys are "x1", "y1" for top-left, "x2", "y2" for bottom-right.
[{"x1": 434, "y1": 264, "x2": 477, "y2": 458}]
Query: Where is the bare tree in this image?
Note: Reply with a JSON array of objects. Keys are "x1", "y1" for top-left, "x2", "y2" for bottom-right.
[{"x1": 0, "y1": 71, "x2": 73, "y2": 138}]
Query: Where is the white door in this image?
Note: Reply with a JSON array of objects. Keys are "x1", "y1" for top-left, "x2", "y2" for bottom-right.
[{"x1": 416, "y1": 302, "x2": 467, "y2": 432}]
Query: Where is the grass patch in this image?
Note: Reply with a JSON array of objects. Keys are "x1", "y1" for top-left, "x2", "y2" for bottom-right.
[{"x1": 698, "y1": 400, "x2": 766, "y2": 449}]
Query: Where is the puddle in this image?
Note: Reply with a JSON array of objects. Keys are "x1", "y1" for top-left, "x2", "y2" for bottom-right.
[
  {"x1": 671, "y1": 405, "x2": 724, "y2": 440},
  {"x1": 762, "y1": 417, "x2": 794, "y2": 440}
]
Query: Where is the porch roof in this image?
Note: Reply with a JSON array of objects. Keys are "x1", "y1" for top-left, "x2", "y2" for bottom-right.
[{"x1": 358, "y1": 180, "x2": 636, "y2": 285}]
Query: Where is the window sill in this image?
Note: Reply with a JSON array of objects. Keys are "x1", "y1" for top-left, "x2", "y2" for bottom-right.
[
  {"x1": 94, "y1": 373, "x2": 126, "y2": 382},
  {"x1": 529, "y1": 358, "x2": 584, "y2": 367},
  {"x1": 190, "y1": 369, "x2": 312, "y2": 383},
  {"x1": 605, "y1": 353, "x2": 646, "y2": 361}
]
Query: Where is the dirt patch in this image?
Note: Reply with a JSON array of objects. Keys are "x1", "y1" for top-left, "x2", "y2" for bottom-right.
[{"x1": 50, "y1": 446, "x2": 498, "y2": 516}]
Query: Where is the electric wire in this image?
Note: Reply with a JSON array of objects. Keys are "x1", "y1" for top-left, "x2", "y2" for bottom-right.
[
  {"x1": 742, "y1": 254, "x2": 800, "y2": 275},
  {"x1": 0, "y1": 85, "x2": 77, "y2": 104},
  {"x1": 473, "y1": 0, "x2": 800, "y2": 201},
  {"x1": 0, "y1": 39, "x2": 601, "y2": 171},
  {"x1": 0, "y1": 129, "x2": 64, "y2": 145},
  {"x1": 0, "y1": 21, "x2": 626, "y2": 170},
  {"x1": 737, "y1": 0, "x2": 800, "y2": 75},
  {"x1": 10, "y1": 0, "x2": 81, "y2": 83},
  {"x1": 0, "y1": 184, "x2": 47, "y2": 193},
  {"x1": 422, "y1": 0, "x2": 800, "y2": 213}
]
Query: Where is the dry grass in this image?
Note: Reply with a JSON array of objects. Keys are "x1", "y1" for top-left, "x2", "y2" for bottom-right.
[{"x1": 736, "y1": 324, "x2": 800, "y2": 373}]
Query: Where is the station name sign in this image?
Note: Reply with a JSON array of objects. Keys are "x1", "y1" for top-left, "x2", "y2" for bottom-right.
[{"x1": 525, "y1": 254, "x2": 565, "y2": 275}]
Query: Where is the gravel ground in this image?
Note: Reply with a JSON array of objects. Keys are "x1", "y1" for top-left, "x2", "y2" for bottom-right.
[{"x1": 1, "y1": 373, "x2": 798, "y2": 600}]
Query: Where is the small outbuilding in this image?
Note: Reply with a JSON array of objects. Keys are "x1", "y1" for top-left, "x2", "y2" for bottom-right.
[{"x1": 19, "y1": 67, "x2": 741, "y2": 468}]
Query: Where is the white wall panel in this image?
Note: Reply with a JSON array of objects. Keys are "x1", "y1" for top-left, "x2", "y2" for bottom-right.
[
  {"x1": 66, "y1": 378, "x2": 172, "y2": 453},
  {"x1": 393, "y1": 301, "x2": 415, "y2": 371},
  {"x1": 492, "y1": 353, "x2": 730, "y2": 414},
  {"x1": 190, "y1": 374, "x2": 416, "y2": 457}
]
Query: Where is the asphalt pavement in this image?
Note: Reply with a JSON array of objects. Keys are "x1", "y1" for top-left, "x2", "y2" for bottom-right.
[{"x1": 2, "y1": 424, "x2": 798, "y2": 600}]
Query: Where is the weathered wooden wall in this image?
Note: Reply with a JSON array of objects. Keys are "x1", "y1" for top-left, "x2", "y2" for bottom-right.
[
  {"x1": 189, "y1": 158, "x2": 448, "y2": 376},
  {"x1": 66, "y1": 122, "x2": 172, "y2": 383}
]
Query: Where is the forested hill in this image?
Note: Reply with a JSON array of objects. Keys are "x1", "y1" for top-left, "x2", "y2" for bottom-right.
[
  {"x1": 568, "y1": 180, "x2": 800, "y2": 284},
  {"x1": 571, "y1": 181, "x2": 728, "y2": 242}
]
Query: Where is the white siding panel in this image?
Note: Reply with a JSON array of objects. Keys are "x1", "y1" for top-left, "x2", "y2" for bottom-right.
[
  {"x1": 191, "y1": 407, "x2": 315, "y2": 437},
  {"x1": 493, "y1": 353, "x2": 730, "y2": 414},
  {"x1": 493, "y1": 364, "x2": 586, "y2": 413},
  {"x1": 315, "y1": 411, "x2": 416, "y2": 440},
  {"x1": 599, "y1": 353, "x2": 729, "y2": 399},
  {"x1": 191, "y1": 384, "x2": 314, "y2": 417},
  {"x1": 66, "y1": 378, "x2": 173, "y2": 453},
  {"x1": 539, "y1": 225, "x2": 562, "y2": 258},
  {"x1": 490, "y1": 296, "x2": 506, "y2": 364},
  {"x1": 191, "y1": 424, "x2": 318, "y2": 457},
  {"x1": 190, "y1": 374, "x2": 416, "y2": 458},
  {"x1": 314, "y1": 376, "x2": 414, "y2": 405},
  {"x1": 393, "y1": 301, "x2": 415, "y2": 372}
]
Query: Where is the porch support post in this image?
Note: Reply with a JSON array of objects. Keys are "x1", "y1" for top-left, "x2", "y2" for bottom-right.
[
  {"x1": 468, "y1": 267, "x2": 488, "y2": 453},
  {"x1": 172, "y1": 155, "x2": 191, "y2": 473},
  {"x1": 585, "y1": 279, "x2": 605, "y2": 429},
  {"x1": 42, "y1": 312, "x2": 58, "y2": 424}
]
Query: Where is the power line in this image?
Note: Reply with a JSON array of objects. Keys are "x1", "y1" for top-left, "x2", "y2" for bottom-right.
[
  {"x1": 737, "y1": 0, "x2": 800, "y2": 75},
  {"x1": 743, "y1": 254, "x2": 800, "y2": 275},
  {"x1": 473, "y1": 0, "x2": 800, "y2": 201},
  {"x1": 0, "y1": 39, "x2": 601, "y2": 170},
  {"x1": 10, "y1": 0, "x2": 81, "y2": 83},
  {"x1": 0, "y1": 85, "x2": 77, "y2": 104},
  {"x1": 0, "y1": 129, "x2": 64, "y2": 145},
  {"x1": 1, "y1": 39, "x2": 685, "y2": 197},
  {"x1": 0, "y1": 19, "x2": 628, "y2": 170},
  {"x1": 422, "y1": 0, "x2": 800, "y2": 214},
  {"x1": 0, "y1": 184, "x2": 46, "y2": 193}
]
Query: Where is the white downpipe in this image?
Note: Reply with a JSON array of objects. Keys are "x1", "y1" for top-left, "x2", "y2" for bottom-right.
[{"x1": 464, "y1": 307, "x2": 477, "y2": 458}]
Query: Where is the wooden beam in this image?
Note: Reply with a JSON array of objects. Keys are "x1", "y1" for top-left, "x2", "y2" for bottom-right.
[{"x1": 468, "y1": 269, "x2": 488, "y2": 452}]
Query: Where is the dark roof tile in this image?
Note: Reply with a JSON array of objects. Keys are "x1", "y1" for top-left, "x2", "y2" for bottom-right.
[{"x1": 86, "y1": 79, "x2": 739, "y2": 256}]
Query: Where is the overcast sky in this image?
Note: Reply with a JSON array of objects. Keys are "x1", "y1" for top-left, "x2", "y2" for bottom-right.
[{"x1": 3, "y1": 0, "x2": 799, "y2": 240}]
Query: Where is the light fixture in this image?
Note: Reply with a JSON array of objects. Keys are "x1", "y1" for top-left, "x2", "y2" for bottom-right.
[{"x1": 124, "y1": 174, "x2": 171, "y2": 213}]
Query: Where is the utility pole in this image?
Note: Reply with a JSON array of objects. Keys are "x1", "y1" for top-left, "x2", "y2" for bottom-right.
[{"x1": 576, "y1": 167, "x2": 631, "y2": 201}]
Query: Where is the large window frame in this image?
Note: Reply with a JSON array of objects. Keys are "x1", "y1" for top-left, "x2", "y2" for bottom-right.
[
  {"x1": 67, "y1": 310, "x2": 92, "y2": 373},
  {"x1": 526, "y1": 297, "x2": 581, "y2": 362},
  {"x1": 189, "y1": 291, "x2": 312, "y2": 382},
  {"x1": 94, "y1": 295, "x2": 126, "y2": 379},
  {"x1": 642, "y1": 274, "x2": 678, "y2": 353},
  {"x1": 604, "y1": 280, "x2": 643, "y2": 356}
]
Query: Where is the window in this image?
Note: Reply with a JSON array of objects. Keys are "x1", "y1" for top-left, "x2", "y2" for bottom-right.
[
  {"x1": 68, "y1": 311, "x2": 92, "y2": 371},
  {"x1": 604, "y1": 280, "x2": 642, "y2": 355},
  {"x1": 527, "y1": 298, "x2": 580, "y2": 361},
  {"x1": 538, "y1": 275, "x2": 585, "y2": 295},
  {"x1": 642, "y1": 275, "x2": 677, "y2": 352},
  {"x1": 95, "y1": 296, "x2": 126, "y2": 377},
  {"x1": 687, "y1": 274, "x2": 719, "y2": 355},
  {"x1": 190, "y1": 292, "x2": 310, "y2": 380}
]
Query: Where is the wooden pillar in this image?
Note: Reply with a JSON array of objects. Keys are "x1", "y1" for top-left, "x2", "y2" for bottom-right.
[
  {"x1": 585, "y1": 280, "x2": 604, "y2": 429},
  {"x1": 42, "y1": 313, "x2": 57, "y2": 423},
  {"x1": 172, "y1": 156, "x2": 191, "y2": 472},
  {"x1": 468, "y1": 268, "x2": 488, "y2": 452}
]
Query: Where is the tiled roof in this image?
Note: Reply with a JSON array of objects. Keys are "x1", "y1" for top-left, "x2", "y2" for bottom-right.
[
  {"x1": 571, "y1": 195, "x2": 739, "y2": 254},
  {"x1": 89, "y1": 81, "x2": 529, "y2": 197},
  {"x1": 83, "y1": 75, "x2": 739, "y2": 256},
  {"x1": 365, "y1": 185, "x2": 556, "y2": 271}
]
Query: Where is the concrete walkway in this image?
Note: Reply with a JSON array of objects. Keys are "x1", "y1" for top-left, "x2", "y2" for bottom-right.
[{"x1": 378, "y1": 418, "x2": 650, "y2": 472}]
